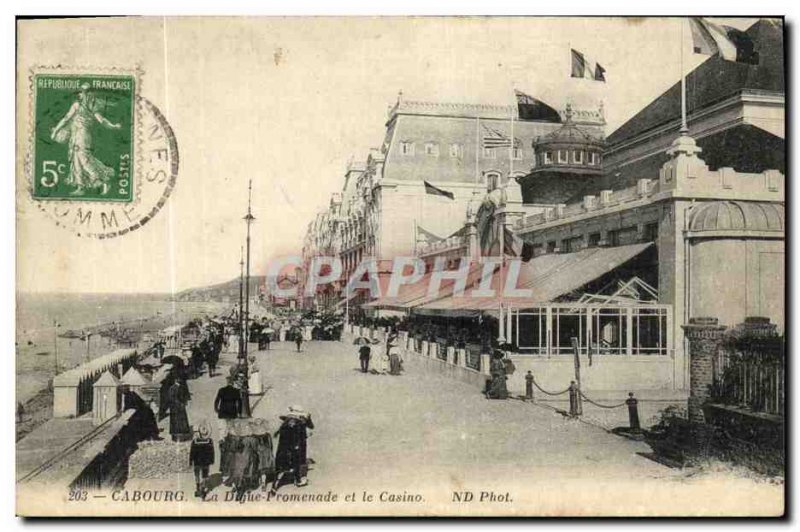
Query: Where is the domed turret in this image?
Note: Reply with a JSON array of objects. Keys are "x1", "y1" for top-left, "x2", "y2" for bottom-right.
[{"x1": 519, "y1": 104, "x2": 605, "y2": 204}]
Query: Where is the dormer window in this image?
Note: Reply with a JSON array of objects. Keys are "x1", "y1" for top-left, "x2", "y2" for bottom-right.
[
  {"x1": 425, "y1": 142, "x2": 439, "y2": 157},
  {"x1": 587, "y1": 152, "x2": 597, "y2": 166},
  {"x1": 573, "y1": 150, "x2": 583, "y2": 164},
  {"x1": 543, "y1": 152, "x2": 553, "y2": 164},
  {"x1": 400, "y1": 141, "x2": 415, "y2": 156},
  {"x1": 557, "y1": 150, "x2": 568, "y2": 164}
]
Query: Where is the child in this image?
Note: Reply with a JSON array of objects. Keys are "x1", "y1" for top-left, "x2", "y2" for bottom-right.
[{"x1": 189, "y1": 421, "x2": 215, "y2": 499}]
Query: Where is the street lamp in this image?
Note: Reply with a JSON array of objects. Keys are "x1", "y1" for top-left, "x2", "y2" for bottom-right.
[
  {"x1": 239, "y1": 179, "x2": 256, "y2": 418},
  {"x1": 53, "y1": 320, "x2": 60, "y2": 374}
]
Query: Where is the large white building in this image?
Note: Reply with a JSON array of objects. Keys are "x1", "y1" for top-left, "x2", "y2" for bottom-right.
[{"x1": 300, "y1": 94, "x2": 605, "y2": 308}]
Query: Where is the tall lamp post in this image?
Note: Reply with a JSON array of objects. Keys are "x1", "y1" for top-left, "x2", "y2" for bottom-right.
[
  {"x1": 238, "y1": 246, "x2": 244, "y2": 358},
  {"x1": 240, "y1": 180, "x2": 256, "y2": 418},
  {"x1": 243, "y1": 180, "x2": 255, "y2": 359}
]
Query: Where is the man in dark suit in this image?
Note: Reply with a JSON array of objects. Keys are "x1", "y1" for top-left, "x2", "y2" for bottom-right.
[
  {"x1": 214, "y1": 376, "x2": 242, "y2": 438},
  {"x1": 358, "y1": 344, "x2": 371, "y2": 373}
]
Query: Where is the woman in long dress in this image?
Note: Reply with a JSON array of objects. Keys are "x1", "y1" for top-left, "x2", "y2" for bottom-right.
[
  {"x1": 167, "y1": 378, "x2": 192, "y2": 441},
  {"x1": 387, "y1": 331, "x2": 403, "y2": 375},
  {"x1": 50, "y1": 83, "x2": 121, "y2": 196},
  {"x1": 271, "y1": 407, "x2": 314, "y2": 493},
  {"x1": 485, "y1": 350, "x2": 509, "y2": 400}
]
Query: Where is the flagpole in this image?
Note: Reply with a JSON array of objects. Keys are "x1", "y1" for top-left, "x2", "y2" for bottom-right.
[
  {"x1": 509, "y1": 97, "x2": 514, "y2": 181},
  {"x1": 680, "y1": 18, "x2": 688, "y2": 134},
  {"x1": 475, "y1": 116, "x2": 480, "y2": 183}
]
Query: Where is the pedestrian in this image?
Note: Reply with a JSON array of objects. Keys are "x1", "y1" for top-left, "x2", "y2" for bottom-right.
[
  {"x1": 214, "y1": 376, "x2": 242, "y2": 439},
  {"x1": 270, "y1": 405, "x2": 314, "y2": 494},
  {"x1": 261, "y1": 330, "x2": 271, "y2": 351},
  {"x1": 388, "y1": 346, "x2": 403, "y2": 375},
  {"x1": 206, "y1": 339, "x2": 219, "y2": 378},
  {"x1": 252, "y1": 418, "x2": 275, "y2": 491},
  {"x1": 294, "y1": 329, "x2": 303, "y2": 353},
  {"x1": 485, "y1": 350, "x2": 509, "y2": 400},
  {"x1": 358, "y1": 343, "x2": 371, "y2": 373},
  {"x1": 190, "y1": 421, "x2": 215, "y2": 499},
  {"x1": 229, "y1": 421, "x2": 259, "y2": 500},
  {"x1": 166, "y1": 378, "x2": 192, "y2": 441}
]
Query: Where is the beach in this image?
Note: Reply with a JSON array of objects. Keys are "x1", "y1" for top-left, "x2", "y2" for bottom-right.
[{"x1": 16, "y1": 292, "x2": 231, "y2": 404}]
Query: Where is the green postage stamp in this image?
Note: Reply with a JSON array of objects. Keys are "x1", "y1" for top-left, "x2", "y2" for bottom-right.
[{"x1": 32, "y1": 74, "x2": 135, "y2": 202}]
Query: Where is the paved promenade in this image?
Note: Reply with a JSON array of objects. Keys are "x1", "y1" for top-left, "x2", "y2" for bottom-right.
[{"x1": 119, "y1": 338, "x2": 783, "y2": 515}]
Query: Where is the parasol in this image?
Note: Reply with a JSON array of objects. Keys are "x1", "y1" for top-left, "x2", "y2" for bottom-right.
[
  {"x1": 161, "y1": 354, "x2": 185, "y2": 368},
  {"x1": 353, "y1": 336, "x2": 382, "y2": 346}
]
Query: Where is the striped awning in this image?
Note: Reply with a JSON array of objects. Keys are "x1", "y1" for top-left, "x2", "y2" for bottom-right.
[{"x1": 413, "y1": 242, "x2": 654, "y2": 316}]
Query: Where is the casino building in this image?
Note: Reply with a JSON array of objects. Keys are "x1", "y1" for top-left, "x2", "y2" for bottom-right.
[{"x1": 302, "y1": 18, "x2": 784, "y2": 393}]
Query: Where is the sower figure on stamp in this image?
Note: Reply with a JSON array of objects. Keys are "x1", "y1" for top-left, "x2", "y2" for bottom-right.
[
  {"x1": 50, "y1": 83, "x2": 121, "y2": 196},
  {"x1": 270, "y1": 406, "x2": 314, "y2": 494}
]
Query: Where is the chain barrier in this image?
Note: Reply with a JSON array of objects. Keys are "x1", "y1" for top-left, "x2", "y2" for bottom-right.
[
  {"x1": 579, "y1": 390, "x2": 627, "y2": 409},
  {"x1": 530, "y1": 375, "x2": 572, "y2": 396}
]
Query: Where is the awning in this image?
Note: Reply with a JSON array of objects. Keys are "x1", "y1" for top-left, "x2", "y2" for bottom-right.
[
  {"x1": 414, "y1": 242, "x2": 654, "y2": 316},
  {"x1": 366, "y1": 262, "x2": 491, "y2": 311}
]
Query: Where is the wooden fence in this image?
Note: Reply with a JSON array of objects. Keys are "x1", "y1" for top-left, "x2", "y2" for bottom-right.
[{"x1": 712, "y1": 335, "x2": 784, "y2": 416}]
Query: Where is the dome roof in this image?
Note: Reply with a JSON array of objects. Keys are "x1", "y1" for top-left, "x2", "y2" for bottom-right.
[
  {"x1": 534, "y1": 105, "x2": 604, "y2": 149},
  {"x1": 689, "y1": 201, "x2": 784, "y2": 233}
]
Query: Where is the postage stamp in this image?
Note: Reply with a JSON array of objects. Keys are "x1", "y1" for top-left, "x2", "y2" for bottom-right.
[
  {"x1": 26, "y1": 66, "x2": 179, "y2": 239},
  {"x1": 32, "y1": 73, "x2": 136, "y2": 202}
]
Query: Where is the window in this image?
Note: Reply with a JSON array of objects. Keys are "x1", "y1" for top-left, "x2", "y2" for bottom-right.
[
  {"x1": 483, "y1": 147, "x2": 497, "y2": 159},
  {"x1": 449, "y1": 143, "x2": 463, "y2": 158},
  {"x1": 563, "y1": 236, "x2": 583, "y2": 253},
  {"x1": 543, "y1": 152, "x2": 552, "y2": 164},
  {"x1": 400, "y1": 141, "x2": 415, "y2": 156},
  {"x1": 643, "y1": 222, "x2": 659, "y2": 242},
  {"x1": 425, "y1": 142, "x2": 439, "y2": 157},
  {"x1": 546, "y1": 240, "x2": 557, "y2": 253},
  {"x1": 588, "y1": 232, "x2": 601, "y2": 248},
  {"x1": 513, "y1": 147, "x2": 523, "y2": 160},
  {"x1": 557, "y1": 150, "x2": 568, "y2": 164},
  {"x1": 608, "y1": 226, "x2": 638, "y2": 247},
  {"x1": 484, "y1": 172, "x2": 501, "y2": 191},
  {"x1": 573, "y1": 150, "x2": 583, "y2": 164}
]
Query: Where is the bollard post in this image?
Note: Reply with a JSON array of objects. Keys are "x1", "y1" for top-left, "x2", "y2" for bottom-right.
[
  {"x1": 568, "y1": 380, "x2": 580, "y2": 418},
  {"x1": 525, "y1": 371, "x2": 534, "y2": 402},
  {"x1": 626, "y1": 392, "x2": 641, "y2": 432}
]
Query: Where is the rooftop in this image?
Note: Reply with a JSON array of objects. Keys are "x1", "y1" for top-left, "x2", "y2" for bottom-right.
[{"x1": 607, "y1": 19, "x2": 784, "y2": 146}]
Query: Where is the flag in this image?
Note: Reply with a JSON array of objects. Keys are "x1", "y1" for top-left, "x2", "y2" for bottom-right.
[
  {"x1": 416, "y1": 224, "x2": 444, "y2": 244},
  {"x1": 571, "y1": 49, "x2": 606, "y2": 82},
  {"x1": 689, "y1": 18, "x2": 759, "y2": 65},
  {"x1": 481, "y1": 124, "x2": 518, "y2": 149},
  {"x1": 423, "y1": 181, "x2": 455, "y2": 200},
  {"x1": 503, "y1": 227, "x2": 534, "y2": 262},
  {"x1": 514, "y1": 90, "x2": 562, "y2": 122}
]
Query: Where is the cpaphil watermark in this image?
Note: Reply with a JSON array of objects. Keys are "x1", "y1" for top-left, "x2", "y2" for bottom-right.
[{"x1": 266, "y1": 255, "x2": 533, "y2": 300}]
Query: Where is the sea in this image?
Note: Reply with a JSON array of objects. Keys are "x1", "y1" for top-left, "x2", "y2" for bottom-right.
[{"x1": 16, "y1": 292, "x2": 231, "y2": 404}]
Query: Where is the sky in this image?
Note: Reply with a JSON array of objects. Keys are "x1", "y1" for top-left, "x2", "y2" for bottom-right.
[{"x1": 16, "y1": 16, "x2": 759, "y2": 294}]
